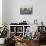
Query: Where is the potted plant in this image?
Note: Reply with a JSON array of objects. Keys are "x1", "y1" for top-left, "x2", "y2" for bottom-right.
[{"x1": 0, "y1": 23, "x2": 9, "y2": 44}]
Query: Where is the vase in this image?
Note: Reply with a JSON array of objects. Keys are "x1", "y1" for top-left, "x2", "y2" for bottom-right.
[{"x1": 0, "y1": 38, "x2": 5, "y2": 44}]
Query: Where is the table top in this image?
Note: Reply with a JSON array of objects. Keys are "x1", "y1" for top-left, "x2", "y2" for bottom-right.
[{"x1": 12, "y1": 38, "x2": 32, "y2": 43}]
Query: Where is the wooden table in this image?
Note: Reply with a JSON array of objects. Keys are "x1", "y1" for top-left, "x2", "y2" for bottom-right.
[
  {"x1": 15, "y1": 39, "x2": 39, "y2": 46},
  {"x1": 12, "y1": 39, "x2": 32, "y2": 46}
]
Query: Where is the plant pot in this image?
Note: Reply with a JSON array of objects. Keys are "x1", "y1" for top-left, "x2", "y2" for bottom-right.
[{"x1": 0, "y1": 38, "x2": 5, "y2": 44}]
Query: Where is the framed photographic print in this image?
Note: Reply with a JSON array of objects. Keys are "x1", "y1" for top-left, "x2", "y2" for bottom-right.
[{"x1": 20, "y1": 7, "x2": 33, "y2": 15}]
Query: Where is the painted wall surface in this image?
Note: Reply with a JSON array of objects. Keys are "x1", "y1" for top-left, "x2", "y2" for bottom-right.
[
  {"x1": 2, "y1": 0, "x2": 46, "y2": 26},
  {"x1": 33, "y1": 0, "x2": 46, "y2": 26},
  {"x1": 0, "y1": 0, "x2": 2, "y2": 27},
  {"x1": 7, "y1": 0, "x2": 33, "y2": 25}
]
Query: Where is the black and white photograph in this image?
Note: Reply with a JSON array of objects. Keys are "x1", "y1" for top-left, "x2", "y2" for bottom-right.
[{"x1": 20, "y1": 7, "x2": 33, "y2": 15}]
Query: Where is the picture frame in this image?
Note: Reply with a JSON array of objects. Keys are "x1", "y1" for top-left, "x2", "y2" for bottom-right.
[{"x1": 20, "y1": 7, "x2": 33, "y2": 15}]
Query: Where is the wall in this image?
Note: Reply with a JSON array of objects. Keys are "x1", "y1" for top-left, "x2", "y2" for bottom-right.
[
  {"x1": 2, "y1": 0, "x2": 36, "y2": 25},
  {"x1": 0, "y1": 0, "x2": 2, "y2": 27},
  {"x1": 2, "y1": 0, "x2": 9, "y2": 25},
  {"x1": 2, "y1": 0, "x2": 46, "y2": 26},
  {"x1": 33, "y1": 0, "x2": 46, "y2": 26},
  {"x1": 6, "y1": 0, "x2": 34, "y2": 25}
]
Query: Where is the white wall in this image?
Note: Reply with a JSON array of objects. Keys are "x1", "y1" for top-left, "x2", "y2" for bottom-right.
[
  {"x1": 33, "y1": 0, "x2": 46, "y2": 26},
  {"x1": 2, "y1": 0, "x2": 46, "y2": 26},
  {"x1": 0, "y1": 0, "x2": 2, "y2": 27},
  {"x1": 7, "y1": 0, "x2": 34, "y2": 25},
  {"x1": 2, "y1": 0, "x2": 9, "y2": 24}
]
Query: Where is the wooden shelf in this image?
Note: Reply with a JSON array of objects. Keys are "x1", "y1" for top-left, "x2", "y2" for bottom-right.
[{"x1": 9, "y1": 25, "x2": 31, "y2": 37}]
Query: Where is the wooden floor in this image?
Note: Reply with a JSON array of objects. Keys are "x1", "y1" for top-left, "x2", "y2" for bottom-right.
[
  {"x1": 0, "y1": 44, "x2": 46, "y2": 46},
  {"x1": 40, "y1": 45, "x2": 46, "y2": 46}
]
